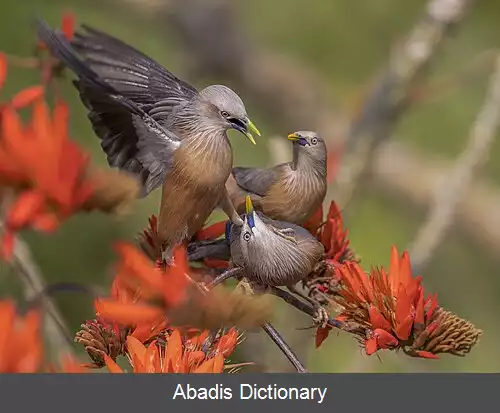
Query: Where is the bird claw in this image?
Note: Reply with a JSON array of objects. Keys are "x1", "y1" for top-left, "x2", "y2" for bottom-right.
[{"x1": 313, "y1": 306, "x2": 330, "y2": 328}]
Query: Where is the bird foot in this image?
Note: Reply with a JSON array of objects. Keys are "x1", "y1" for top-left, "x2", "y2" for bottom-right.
[{"x1": 313, "y1": 306, "x2": 330, "y2": 328}]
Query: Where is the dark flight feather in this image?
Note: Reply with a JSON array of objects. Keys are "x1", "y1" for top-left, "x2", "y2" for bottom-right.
[
  {"x1": 71, "y1": 25, "x2": 198, "y2": 120},
  {"x1": 36, "y1": 20, "x2": 183, "y2": 196}
]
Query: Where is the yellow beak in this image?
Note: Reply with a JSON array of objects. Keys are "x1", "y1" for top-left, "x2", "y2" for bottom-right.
[
  {"x1": 287, "y1": 132, "x2": 300, "y2": 141},
  {"x1": 244, "y1": 118, "x2": 261, "y2": 145},
  {"x1": 245, "y1": 195, "x2": 254, "y2": 215}
]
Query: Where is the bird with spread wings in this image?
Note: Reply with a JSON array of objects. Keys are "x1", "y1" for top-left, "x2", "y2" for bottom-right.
[{"x1": 37, "y1": 21, "x2": 261, "y2": 261}]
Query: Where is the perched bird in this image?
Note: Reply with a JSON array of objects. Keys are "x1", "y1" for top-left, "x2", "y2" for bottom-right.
[
  {"x1": 188, "y1": 196, "x2": 328, "y2": 323},
  {"x1": 225, "y1": 131, "x2": 327, "y2": 225},
  {"x1": 37, "y1": 21, "x2": 261, "y2": 260}
]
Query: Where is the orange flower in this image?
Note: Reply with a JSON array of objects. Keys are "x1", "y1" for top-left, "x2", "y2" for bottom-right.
[
  {"x1": 0, "y1": 52, "x2": 44, "y2": 112},
  {"x1": 0, "y1": 52, "x2": 6, "y2": 91},
  {"x1": 137, "y1": 215, "x2": 163, "y2": 265},
  {"x1": 105, "y1": 329, "x2": 238, "y2": 373},
  {"x1": 300, "y1": 201, "x2": 357, "y2": 306},
  {"x1": 194, "y1": 221, "x2": 227, "y2": 241},
  {"x1": 0, "y1": 300, "x2": 43, "y2": 372},
  {"x1": 94, "y1": 243, "x2": 190, "y2": 332},
  {"x1": 0, "y1": 97, "x2": 96, "y2": 259},
  {"x1": 317, "y1": 246, "x2": 481, "y2": 359},
  {"x1": 304, "y1": 201, "x2": 355, "y2": 263}
]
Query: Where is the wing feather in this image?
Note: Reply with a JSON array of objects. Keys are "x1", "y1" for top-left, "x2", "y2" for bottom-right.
[
  {"x1": 37, "y1": 20, "x2": 182, "y2": 196},
  {"x1": 232, "y1": 166, "x2": 285, "y2": 197},
  {"x1": 71, "y1": 24, "x2": 198, "y2": 121}
]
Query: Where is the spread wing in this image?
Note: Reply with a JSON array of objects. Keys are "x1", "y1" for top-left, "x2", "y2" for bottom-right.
[
  {"x1": 37, "y1": 20, "x2": 181, "y2": 196},
  {"x1": 70, "y1": 24, "x2": 198, "y2": 122},
  {"x1": 231, "y1": 165, "x2": 286, "y2": 197}
]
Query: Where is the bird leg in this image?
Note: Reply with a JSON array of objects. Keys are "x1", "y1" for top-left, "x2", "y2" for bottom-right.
[
  {"x1": 219, "y1": 188, "x2": 244, "y2": 226},
  {"x1": 287, "y1": 285, "x2": 329, "y2": 328},
  {"x1": 205, "y1": 267, "x2": 242, "y2": 289},
  {"x1": 270, "y1": 286, "x2": 344, "y2": 330}
]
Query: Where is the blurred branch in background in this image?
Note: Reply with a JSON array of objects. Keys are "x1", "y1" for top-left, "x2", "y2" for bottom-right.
[
  {"x1": 117, "y1": 0, "x2": 500, "y2": 260},
  {"x1": 160, "y1": 0, "x2": 474, "y2": 211},
  {"x1": 164, "y1": 0, "x2": 347, "y2": 139},
  {"x1": 368, "y1": 141, "x2": 500, "y2": 255},
  {"x1": 0, "y1": 222, "x2": 74, "y2": 361},
  {"x1": 334, "y1": 0, "x2": 474, "y2": 210},
  {"x1": 119, "y1": 0, "x2": 475, "y2": 372},
  {"x1": 11, "y1": 236, "x2": 75, "y2": 360},
  {"x1": 408, "y1": 52, "x2": 500, "y2": 274},
  {"x1": 0, "y1": 190, "x2": 73, "y2": 361}
]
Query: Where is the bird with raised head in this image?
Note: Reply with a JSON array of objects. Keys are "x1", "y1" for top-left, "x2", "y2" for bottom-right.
[
  {"x1": 225, "y1": 131, "x2": 327, "y2": 225},
  {"x1": 36, "y1": 21, "x2": 261, "y2": 262},
  {"x1": 188, "y1": 196, "x2": 330, "y2": 325}
]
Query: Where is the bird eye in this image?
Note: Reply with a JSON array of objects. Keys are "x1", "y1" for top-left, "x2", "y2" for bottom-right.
[
  {"x1": 311, "y1": 137, "x2": 318, "y2": 145},
  {"x1": 221, "y1": 111, "x2": 230, "y2": 118},
  {"x1": 243, "y1": 231, "x2": 251, "y2": 242}
]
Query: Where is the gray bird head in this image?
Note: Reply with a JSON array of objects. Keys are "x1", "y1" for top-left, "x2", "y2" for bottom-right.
[
  {"x1": 287, "y1": 131, "x2": 327, "y2": 164},
  {"x1": 229, "y1": 196, "x2": 323, "y2": 286},
  {"x1": 198, "y1": 85, "x2": 261, "y2": 145}
]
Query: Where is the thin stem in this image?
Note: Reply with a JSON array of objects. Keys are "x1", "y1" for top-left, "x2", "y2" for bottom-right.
[
  {"x1": 261, "y1": 322, "x2": 307, "y2": 373},
  {"x1": 206, "y1": 267, "x2": 241, "y2": 289},
  {"x1": 204, "y1": 274, "x2": 308, "y2": 373},
  {"x1": 408, "y1": 52, "x2": 500, "y2": 274},
  {"x1": 9, "y1": 236, "x2": 75, "y2": 359},
  {"x1": 270, "y1": 286, "x2": 344, "y2": 329}
]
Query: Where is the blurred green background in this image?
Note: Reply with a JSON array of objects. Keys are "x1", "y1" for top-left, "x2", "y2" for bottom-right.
[{"x1": 0, "y1": 0, "x2": 499, "y2": 372}]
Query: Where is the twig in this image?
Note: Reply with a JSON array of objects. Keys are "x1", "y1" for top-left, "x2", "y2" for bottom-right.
[
  {"x1": 0, "y1": 190, "x2": 74, "y2": 360},
  {"x1": 333, "y1": 0, "x2": 474, "y2": 210},
  {"x1": 116, "y1": 0, "x2": 499, "y2": 255},
  {"x1": 260, "y1": 322, "x2": 307, "y2": 373},
  {"x1": 194, "y1": 270, "x2": 309, "y2": 372},
  {"x1": 10, "y1": 235, "x2": 75, "y2": 359},
  {"x1": 164, "y1": 0, "x2": 347, "y2": 141},
  {"x1": 408, "y1": 52, "x2": 500, "y2": 274},
  {"x1": 160, "y1": 0, "x2": 473, "y2": 212},
  {"x1": 270, "y1": 286, "x2": 346, "y2": 331}
]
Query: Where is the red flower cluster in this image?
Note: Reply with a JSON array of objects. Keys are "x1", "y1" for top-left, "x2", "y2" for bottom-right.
[
  {"x1": 0, "y1": 99, "x2": 96, "y2": 257},
  {"x1": 0, "y1": 53, "x2": 95, "y2": 258},
  {"x1": 0, "y1": 299, "x2": 85, "y2": 373},
  {"x1": 0, "y1": 10, "x2": 482, "y2": 373},
  {"x1": 303, "y1": 201, "x2": 356, "y2": 264},
  {"x1": 72, "y1": 241, "x2": 251, "y2": 372},
  {"x1": 0, "y1": 300, "x2": 42, "y2": 372},
  {"x1": 104, "y1": 329, "x2": 241, "y2": 373},
  {"x1": 317, "y1": 246, "x2": 481, "y2": 359},
  {"x1": 94, "y1": 243, "x2": 190, "y2": 329}
]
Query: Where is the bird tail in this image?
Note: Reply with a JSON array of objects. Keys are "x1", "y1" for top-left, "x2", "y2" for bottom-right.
[
  {"x1": 36, "y1": 19, "x2": 140, "y2": 114},
  {"x1": 187, "y1": 239, "x2": 231, "y2": 262}
]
